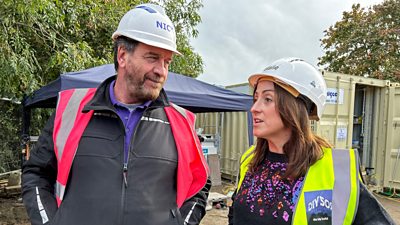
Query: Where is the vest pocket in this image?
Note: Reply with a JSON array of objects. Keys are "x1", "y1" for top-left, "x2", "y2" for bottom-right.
[{"x1": 170, "y1": 208, "x2": 184, "y2": 225}]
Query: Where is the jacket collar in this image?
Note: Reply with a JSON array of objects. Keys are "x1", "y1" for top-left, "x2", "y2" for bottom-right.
[{"x1": 83, "y1": 75, "x2": 170, "y2": 113}]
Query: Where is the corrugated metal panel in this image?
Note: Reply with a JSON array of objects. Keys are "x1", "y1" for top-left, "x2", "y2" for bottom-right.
[
  {"x1": 196, "y1": 112, "x2": 219, "y2": 135},
  {"x1": 374, "y1": 85, "x2": 391, "y2": 188},
  {"x1": 195, "y1": 111, "x2": 249, "y2": 179},
  {"x1": 319, "y1": 74, "x2": 355, "y2": 149},
  {"x1": 362, "y1": 86, "x2": 375, "y2": 166},
  {"x1": 220, "y1": 111, "x2": 249, "y2": 180},
  {"x1": 382, "y1": 84, "x2": 400, "y2": 189}
]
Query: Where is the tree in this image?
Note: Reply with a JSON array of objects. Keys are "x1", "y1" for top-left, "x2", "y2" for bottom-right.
[
  {"x1": 319, "y1": 0, "x2": 400, "y2": 82},
  {"x1": 0, "y1": 0, "x2": 204, "y2": 172},
  {"x1": 0, "y1": 0, "x2": 204, "y2": 101}
]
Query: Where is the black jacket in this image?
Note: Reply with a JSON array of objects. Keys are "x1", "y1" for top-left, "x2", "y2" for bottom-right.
[{"x1": 22, "y1": 76, "x2": 211, "y2": 225}]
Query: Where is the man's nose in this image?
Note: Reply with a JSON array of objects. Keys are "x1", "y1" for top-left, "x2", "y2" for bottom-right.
[{"x1": 153, "y1": 60, "x2": 168, "y2": 77}]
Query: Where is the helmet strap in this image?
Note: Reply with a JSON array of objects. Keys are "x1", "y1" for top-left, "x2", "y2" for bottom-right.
[{"x1": 297, "y1": 94, "x2": 316, "y2": 116}]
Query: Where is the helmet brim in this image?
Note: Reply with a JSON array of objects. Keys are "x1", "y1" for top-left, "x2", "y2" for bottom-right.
[
  {"x1": 112, "y1": 33, "x2": 182, "y2": 56},
  {"x1": 248, "y1": 74, "x2": 300, "y2": 97}
]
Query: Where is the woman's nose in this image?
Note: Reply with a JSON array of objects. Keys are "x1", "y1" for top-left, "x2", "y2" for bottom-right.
[{"x1": 250, "y1": 100, "x2": 260, "y2": 113}]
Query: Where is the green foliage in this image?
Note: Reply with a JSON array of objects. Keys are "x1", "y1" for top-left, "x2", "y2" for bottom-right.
[
  {"x1": 170, "y1": 33, "x2": 203, "y2": 77},
  {"x1": 319, "y1": 0, "x2": 400, "y2": 82},
  {"x1": 164, "y1": 0, "x2": 204, "y2": 77},
  {"x1": 0, "y1": 101, "x2": 21, "y2": 172},
  {"x1": 0, "y1": 0, "x2": 204, "y2": 171}
]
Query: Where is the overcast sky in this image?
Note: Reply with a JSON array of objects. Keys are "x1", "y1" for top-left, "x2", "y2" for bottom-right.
[{"x1": 190, "y1": 0, "x2": 384, "y2": 86}]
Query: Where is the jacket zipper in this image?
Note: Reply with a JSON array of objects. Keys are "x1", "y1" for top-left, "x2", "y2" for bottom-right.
[
  {"x1": 92, "y1": 109, "x2": 128, "y2": 225},
  {"x1": 123, "y1": 163, "x2": 128, "y2": 187},
  {"x1": 118, "y1": 116, "x2": 127, "y2": 225},
  {"x1": 119, "y1": 109, "x2": 148, "y2": 225}
]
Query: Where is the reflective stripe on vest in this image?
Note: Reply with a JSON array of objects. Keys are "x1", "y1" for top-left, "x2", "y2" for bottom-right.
[
  {"x1": 237, "y1": 145, "x2": 255, "y2": 189},
  {"x1": 53, "y1": 88, "x2": 96, "y2": 206},
  {"x1": 238, "y1": 147, "x2": 359, "y2": 225}
]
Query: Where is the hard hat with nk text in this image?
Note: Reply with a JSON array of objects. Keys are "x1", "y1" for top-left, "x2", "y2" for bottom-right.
[{"x1": 112, "y1": 3, "x2": 181, "y2": 55}]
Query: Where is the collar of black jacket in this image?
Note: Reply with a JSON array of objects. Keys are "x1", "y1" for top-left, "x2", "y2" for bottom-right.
[{"x1": 82, "y1": 75, "x2": 171, "y2": 113}]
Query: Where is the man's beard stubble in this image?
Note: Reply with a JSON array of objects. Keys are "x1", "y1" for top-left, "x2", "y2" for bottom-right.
[{"x1": 125, "y1": 71, "x2": 163, "y2": 103}]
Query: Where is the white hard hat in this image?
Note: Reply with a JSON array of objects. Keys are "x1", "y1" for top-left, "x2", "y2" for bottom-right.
[
  {"x1": 248, "y1": 58, "x2": 327, "y2": 120},
  {"x1": 112, "y1": 3, "x2": 181, "y2": 55}
]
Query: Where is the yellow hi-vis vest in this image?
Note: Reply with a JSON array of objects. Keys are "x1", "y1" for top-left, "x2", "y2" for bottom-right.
[{"x1": 237, "y1": 146, "x2": 360, "y2": 225}]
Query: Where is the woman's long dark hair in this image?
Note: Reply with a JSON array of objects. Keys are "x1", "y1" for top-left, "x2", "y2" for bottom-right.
[{"x1": 249, "y1": 84, "x2": 332, "y2": 179}]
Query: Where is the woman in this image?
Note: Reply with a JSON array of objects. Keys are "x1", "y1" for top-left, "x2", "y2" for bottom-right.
[{"x1": 228, "y1": 58, "x2": 395, "y2": 225}]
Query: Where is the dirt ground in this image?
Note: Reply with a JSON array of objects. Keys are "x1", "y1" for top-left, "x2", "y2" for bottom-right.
[
  {"x1": 373, "y1": 193, "x2": 400, "y2": 224},
  {"x1": 0, "y1": 189, "x2": 399, "y2": 225},
  {"x1": 0, "y1": 198, "x2": 29, "y2": 225}
]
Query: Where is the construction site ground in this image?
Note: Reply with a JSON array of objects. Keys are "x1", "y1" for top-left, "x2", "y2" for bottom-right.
[{"x1": 0, "y1": 185, "x2": 399, "y2": 225}]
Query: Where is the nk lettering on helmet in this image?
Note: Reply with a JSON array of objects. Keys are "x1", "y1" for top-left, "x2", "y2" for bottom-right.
[{"x1": 112, "y1": 3, "x2": 181, "y2": 55}]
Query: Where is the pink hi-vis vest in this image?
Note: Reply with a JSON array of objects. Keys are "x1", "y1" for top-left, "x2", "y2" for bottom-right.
[{"x1": 53, "y1": 88, "x2": 209, "y2": 207}]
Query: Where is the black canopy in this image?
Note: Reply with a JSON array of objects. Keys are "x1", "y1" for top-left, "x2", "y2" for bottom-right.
[
  {"x1": 21, "y1": 64, "x2": 254, "y2": 144},
  {"x1": 22, "y1": 64, "x2": 253, "y2": 113}
]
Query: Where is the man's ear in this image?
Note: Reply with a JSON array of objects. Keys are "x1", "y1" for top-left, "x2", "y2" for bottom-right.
[{"x1": 117, "y1": 46, "x2": 127, "y2": 68}]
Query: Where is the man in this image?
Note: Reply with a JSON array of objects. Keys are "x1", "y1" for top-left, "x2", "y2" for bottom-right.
[{"x1": 22, "y1": 4, "x2": 210, "y2": 225}]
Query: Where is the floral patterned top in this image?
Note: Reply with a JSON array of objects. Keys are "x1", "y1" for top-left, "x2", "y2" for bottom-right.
[{"x1": 232, "y1": 150, "x2": 304, "y2": 225}]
